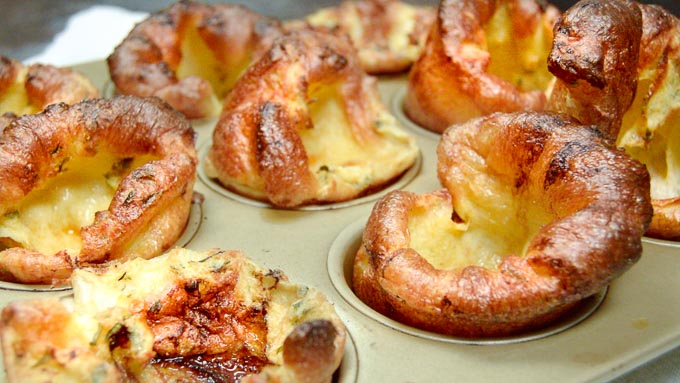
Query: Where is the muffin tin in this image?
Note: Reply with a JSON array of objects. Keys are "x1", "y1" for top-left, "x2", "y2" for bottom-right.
[{"x1": 0, "y1": 61, "x2": 678, "y2": 383}]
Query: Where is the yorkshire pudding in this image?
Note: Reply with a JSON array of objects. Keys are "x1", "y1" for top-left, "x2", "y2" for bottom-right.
[
  {"x1": 624, "y1": 4, "x2": 680, "y2": 240},
  {"x1": 546, "y1": 0, "x2": 680, "y2": 240},
  {"x1": 0, "y1": 55, "x2": 98, "y2": 117},
  {"x1": 292, "y1": 0, "x2": 435, "y2": 74},
  {"x1": 353, "y1": 111, "x2": 652, "y2": 337},
  {"x1": 0, "y1": 96, "x2": 197, "y2": 285},
  {"x1": 205, "y1": 29, "x2": 418, "y2": 208},
  {"x1": 403, "y1": 0, "x2": 560, "y2": 133},
  {"x1": 0, "y1": 247, "x2": 346, "y2": 383},
  {"x1": 107, "y1": 1, "x2": 282, "y2": 119}
]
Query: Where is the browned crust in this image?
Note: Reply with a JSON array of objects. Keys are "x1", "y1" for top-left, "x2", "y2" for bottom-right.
[
  {"x1": 294, "y1": 0, "x2": 435, "y2": 75},
  {"x1": 631, "y1": 4, "x2": 680, "y2": 241},
  {"x1": 280, "y1": 319, "x2": 342, "y2": 383},
  {"x1": 256, "y1": 102, "x2": 317, "y2": 207},
  {"x1": 0, "y1": 55, "x2": 98, "y2": 112},
  {"x1": 0, "y1": 249, "x2": 345, "y2": 383},
  {"x1": 545, "y1": 2, "x2": 680, "y2": 240},
  {"x1": 546, "y1": 0, "x2": 643, "y2": 138},
  {"x1": 107, "y1": 1, "x2": 282, "y2": 119},
  {"x1": 24, "y1": 64, "x2": 98, "y2": 109},
  {"x1": 354, "y1": 111, "x2": 652, "y2": 337},
  {"x1": 0, "y1": 96, "x2": 197, "y2": 284},
  {"x1": 79, "y1": 153, "x2": 195, "y2": 263},
  {"x1": 404, "y1": 0, "x2": 559, "y2": 133},
  {"x1": 647, "y1": 198, "x2": 680, "y2": 241},
  {"x1": 0, "y1": 56, "x2": 21, "y2": 96},
  {"x1": 208, "y1": 28, "x2": 387, "y2": 208}
]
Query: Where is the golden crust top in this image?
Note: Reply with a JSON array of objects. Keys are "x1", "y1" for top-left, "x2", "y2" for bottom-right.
[
  {"x1": 0, "y1": 96, "x2": 197, "y2": 284},
  {"x1": 294, "y1": 0, "x2": 435, "y2": 74},
  {"x1": 546, "y1": 0, "x2": 643, "y2": 138},
  {"x1": 206, "y1": 28, "x2": 418, "y2": 208},
  {"x1": 354, "y1": 111, "x2": 652, "y2": 337},
  {"x1": 545, "y1": 1, "x2": 680, "y2": 240},
  {"x1": 0, "y1": 55, "x2": 98, "y2": 116},
  {"x1": 404, "y1": 0, "x2": 560, "y2": 133},
  {"x1": 621, "y1": 4, "x2": 680, "y2": 240},
  {"x1": 0, "y1": 248, "x2": 346, "y2": 383},
  {"x1": 107, "y1": 1, "x2": 283, "y2": 119}
]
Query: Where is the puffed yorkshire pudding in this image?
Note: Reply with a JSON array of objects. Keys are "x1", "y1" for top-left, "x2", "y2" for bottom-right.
[
  {"x1": 545, "y1": 0, "x2": 680, "y2": 240},
  {"x1": 107, "y1": 1, "x2": 282, "y2": 119},
  {"x1": 353, "y1": 112, "x2": 652, "y2": 337},
  {"x1": 625, "y1": 5, "x2": 680, "y2": 240},
  {"x1": 291, "y1": 0, "x2": 435, "y2": 74},
  {"x1": 205, "y1": 29, "x2": 418, "y2": 208},
  {"x1": 0, "y1": 96, "x2": 197, "y2": 285},
  {"x1": 0, "y1": 247, "x2": 346, "y2": 383},
  {"x1": 0, "y1": 55, "x2": 98, "y2": 116},
  {"x1": 403, "y1": 0, "x2": 560, "y2": 133}
]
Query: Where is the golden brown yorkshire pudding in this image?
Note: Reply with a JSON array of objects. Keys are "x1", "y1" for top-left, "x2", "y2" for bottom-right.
[
  {"x1": 290, "y1": 0, "x2": 435, "y2": 75},
  {"x1": 546, "y1": 0, "x2": 680, "y2": 240},
  {"x1": 107, "y1": 1, "x2": 283, "y2": 119},
  {"x1": 0, "y1": 96, "x2": 197, "y2": 285},
  {"x1": 205, "y1": 29, "x2": 418, "y2": 208},
  {"x1": 0, "y1": 55, "x2": 98, "y2": 116},
  {"x1": 617, "y1": 4, "x2": 680, "y2": 241},
  {"x1": 353, "y1": 112, "x2": 652, "y2": 337},
  {"x1": 546, "y1": 0, "x2": 643, "y2": 138},
  {"x1": 403, "y1": 0, "x2": 560, "y2": 133},
  {"x1": 0, "y1": 248, "x2": 346, "y2": 383}
]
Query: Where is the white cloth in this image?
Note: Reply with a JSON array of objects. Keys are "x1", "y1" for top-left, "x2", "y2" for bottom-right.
[{"x1": 25, "y1": 5, "x2": 147, "y2": 66}]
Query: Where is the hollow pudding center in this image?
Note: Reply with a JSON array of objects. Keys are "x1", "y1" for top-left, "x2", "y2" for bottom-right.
[
  {"x1": 176, "y1": 22, "x2": 251, "y2": 101},
  {"x1": 302, "y1": 83, "x2": 416, "y2": 193},
  {"x1": 0, "y1": 67, "x2": 40, "y2": 115},
  {"x1": 0, "y1": 152, "x2": 156, "y2": 255},
  {"x1": 408, "y1": 189, "x2": 552, "y2": 271},
  {"x1": 618, "y1": 59, "x2": 680, "y2": 200},
  {"x1": 483, "y1": 4, "x2": 554, "y2": 93}
]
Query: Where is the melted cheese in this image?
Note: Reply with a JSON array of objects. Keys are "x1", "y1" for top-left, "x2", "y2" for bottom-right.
[
  {"x1": 0, "y1": 67, "x2": 39, "y2": 115},
  {"x1": 0, "y1": 152, "x2": 155, "y2": 256}
]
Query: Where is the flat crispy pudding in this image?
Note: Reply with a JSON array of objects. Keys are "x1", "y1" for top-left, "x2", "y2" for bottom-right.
[
  {"x1": 108, "y1": 1, "x2": 283, "y2": 119},
  {"x1": 205, "y1": 28, "x2": 418, "y2": 208},
  {"x1": 0, "y1": 248, "x2": 346, "y2": 383},
  {"x1": 0, "y1": 96, "x2": 197, "y2": 285},
  {"x1": 353, "y1": 111, "x2": 652, "y2": 337}
]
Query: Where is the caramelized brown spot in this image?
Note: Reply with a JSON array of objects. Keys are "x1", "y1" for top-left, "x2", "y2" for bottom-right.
[{"x1": 149, "y1": 352, "x2": 269, "y2": 383}]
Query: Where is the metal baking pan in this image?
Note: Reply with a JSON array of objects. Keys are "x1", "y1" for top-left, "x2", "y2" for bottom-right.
[{"x1": 0, "y1": 60, "x2": 677, "y2": 383}]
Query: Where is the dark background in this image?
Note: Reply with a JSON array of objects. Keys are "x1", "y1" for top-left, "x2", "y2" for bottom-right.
[{"x1": 0, "y1": 0, "x2": 678, "y2": 61}]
